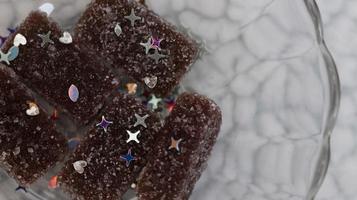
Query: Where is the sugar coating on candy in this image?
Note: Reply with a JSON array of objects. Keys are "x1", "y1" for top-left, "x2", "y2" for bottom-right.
[
  {"x1": 2, "y1": 11, "x2": 118, "y2": 125},
  {"x1": 58, "y1": 94, "x2": 162, "y2": 200},
  {"x1": 0, "y1": 66, "x2": 67, "y2": 185},
  {"x1": 137, "y1": 93, "x2": 222, "y2": 200},
  {"x1": 74, "y1": 0, "x2": 199, "y2": 96}
]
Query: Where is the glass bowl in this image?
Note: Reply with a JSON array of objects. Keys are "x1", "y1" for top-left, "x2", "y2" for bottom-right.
[{"x1": 0, "y1": 0, "x2": 340, "y2": 199}]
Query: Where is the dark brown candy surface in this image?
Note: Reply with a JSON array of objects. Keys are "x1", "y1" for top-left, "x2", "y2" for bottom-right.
[
  {"x1": 0, "y1": 66, "x2": 67, "y2": 186},
  {"x1": 74, "y1": 0, "x2": 198, "y2": 96},
  {"x1": 58, "y1": 94, "x2": 162, "y2": 200},
  {"x1": 2, "y1": 11, "x2": 118, "y2": 125},
  {"x1": 137, "y1": 92, "x2": 222, "y2": 200}
]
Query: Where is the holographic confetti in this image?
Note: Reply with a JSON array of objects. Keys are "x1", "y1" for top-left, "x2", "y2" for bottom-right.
[
  {"x1": 13, "y1": 33, "x2": 27, "y2": 47},
  {"x1": 134, "y1": 113, "x2": 149, "y2": 128},
  {"x1": 140, "y1": 37, "x2": 152, "y2": 54},
  {"x1": 73, "y1": 160, "x2": 87, "y2": 174},
  {"x1": 0, "y1": 50, "x2": 11, "y2": 65},
  {"x1": 68, "y1": 137, "x2": 81, "y2": 150},
  {"x1": 124, "y1": 8, "x2": 141, "y2": 27},
  {"x1": 68, "y1": 84, "x2": 79, "y2": 102},
  {"x1": 143, "y1": 76, "x2": 157, "y2": 89},
  {"x1": 59, "y1": 31, "x2": 73, "y2": 44},
  {"x1": 126, "y1": 130, "x2": 140, "y2": 143},
  {"x1": 150, "y1": 36, "x2": 163, "y2": 49},
  {"x1": 114, "y1": 23, "x2": 122, "y2": 36},
  {"x1": 48, "y1": 175, "x2": 58, "y2": 189},
  {"x1": 38, "y1": 3, "x2": 55, "y2": 16},
  {"x1": 120, "y1": 148, "x2": 137, "y2": 167},
  {"x1": 126, "y1": 82, "x2": 137, "y2": 94},
  {"x1": 8, "y1": 46, "x2": 19, "y2": 61},
  {"x1": 37, "y1": 31, "x2": 54, "y2": 47},
  {"x1": 96, "y1": 116, "x2": 113, "y2": 132},
  {"x1": 26, "y1": 101, "x2": 40, "y2": 116},
  {"x1": 168, "y1": 137, "x2": 183, "y2": 152},
  {"x1": 148, "y1": 49, "x2": 167, "y2": 64},
  {"x1": 148, "y1": 95, "x2": 162, "y2": 110},
  {"x1": 15, "y1": 185, "x2": 27, "y2": 193}
]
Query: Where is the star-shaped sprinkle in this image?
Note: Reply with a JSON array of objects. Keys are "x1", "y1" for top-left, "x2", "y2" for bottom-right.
[
  {"x1": 140, "y1": 37, "x2": 152, "y2": 54},
  {"x1": 148, "y1": 49, "x2": 167, "y2": 64},
  {"x1": 96, "y1": 116, "x2": 113, "y2": 132},
  {"x1": 126, "y1": 83, "x2": 137, "y2": 94},
  {"x1": 120, "y1": 148, "x2": 137, "y2": 167},
  {"x1": 0, "y1": 50, "x2": 11, "y2": 65},
  {"x1": 148, "y1": 95, "x2": 162, "y2": 110},
  {"x1": 168, "y1": 137, "x2": 183, "y2": 152},
  {"x1": 126, "y1": 130, "x2": 140, "y2": 143},
  {"x1": 134, "y1": 113, "x2": 149, "y2": 128},
  {"x1": 37, "y1": 31, "x2": 54, "y2": 47},
  {"x1": 151, "y1": 36, "x2": 163, "y2": 49},
  {"x1": 15, "y1": 185, "x2": 27, "y2": 193},
  {"x1": 124, "y1": 8, "x2": 141, "y2": 27}
]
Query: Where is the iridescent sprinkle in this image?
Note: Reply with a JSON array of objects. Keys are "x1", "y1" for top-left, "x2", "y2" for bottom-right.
[
  {"x1": 114, "y1": 23, "x2": 122, "y2": 37},
  {"x1": 96, "y1": 116, "x2": 113, "y2": 132},
  {"x1": 68, "y1": 84, "x2": 79, "y2": 102},
  {"x1": 59, "y1": 31, "x2": 72, "y2": 44},
  {"x1": 73, "y1": 160, "x2": 87, "y2": 174},
  {"x1": 26, "y1": 101, "x2": 40, "y2": 116},
  {"x1": 143, "y1": 76, "x2": 157, "y2": 89},
  {"x1": 120, "y1": 148, "x2": 137, "y2": 167},
  {"x1": 48, "y1": 175, "x2": 58, "y2": 189},
  {"x1": 13, "y1": 34, "x2": 27, "y2": 47},
  {"x1": 8, "y1": 46, "x2": 19, "y2": 61}
]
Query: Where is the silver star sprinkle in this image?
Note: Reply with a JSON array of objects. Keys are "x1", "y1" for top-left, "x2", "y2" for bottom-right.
[
  {"x1": 0, "y1": 50, "x2": 11, "y2": 65},
  {"x1": 124, "y1": 8, "x2": 141, "y2": 27},
  {"x1": 140, "y1": 37, "x2": 152, "y2": 54},
  {"x1": 114, "y1": 23, "x2": 122, "y2": 36},
  {"x1": 134, "y1": 113, "x2": 149, "y2": 128},
  {"x1": 37, "y1": 31, "x2": 54, "y2": 47},
  {"x1": 148, "y1": 49, "x2": 167, "y2": 64},
  {"x1": 126, "y1": 130, "x2": 140, "y2": 144}
]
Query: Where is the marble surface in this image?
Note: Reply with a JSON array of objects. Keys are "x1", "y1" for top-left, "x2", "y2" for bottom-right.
[{"x1": 0, "y1": 0, "x2": 347, "y2": 199}]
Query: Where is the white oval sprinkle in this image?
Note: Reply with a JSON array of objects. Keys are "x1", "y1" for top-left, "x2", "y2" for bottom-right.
[{"x1": 68, "y1": 84, "x2": 79, "y2": 102}]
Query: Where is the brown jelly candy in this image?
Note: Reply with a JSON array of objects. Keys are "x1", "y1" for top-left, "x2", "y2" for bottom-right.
[
  {"x1": 137, "y1": 92, "x2": 222, "y2": 200},
  {"x1": 0, "y1": 66, "x2": 67, "y2": 185},
  {"x1": 1, "y1": 11, "x2": 118, "y2": 125},
  {"x1": 74, "y1": 0, "x2": 199, "y2": 96},
  {"x1": 58, "y1": 93, "x2": 162, "y2": 200}
]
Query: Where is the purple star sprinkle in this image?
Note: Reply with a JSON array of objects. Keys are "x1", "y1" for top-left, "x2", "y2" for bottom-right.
[
  {"x1": 120, "y1": 148, "x2": 137, "y2": 167},
  {"x1": 150, "y1": 36, "x2": 163, "y2": 49},
  {"x1": 96, "y1": 116, "x2": 113, "y2": 132}
]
